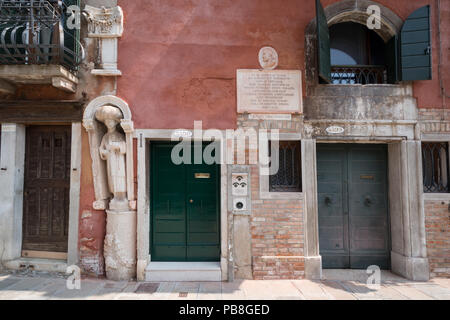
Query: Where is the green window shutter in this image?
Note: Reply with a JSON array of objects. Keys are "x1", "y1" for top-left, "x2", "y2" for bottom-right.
[
  {"x1": 400, "y1": 5, "x2": 432, "y2": 81},
  {"x1": 62, "y1": 0, "x2": 81, "y2": 69},
  {"x1": 316, "y1": 0, "x2": 331, "y2": 83},
  {"x1": 385, "y1": 35, "x2": 399, "y2": 83}
]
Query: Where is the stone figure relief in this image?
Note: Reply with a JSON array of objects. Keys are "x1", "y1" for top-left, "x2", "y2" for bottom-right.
[
  {"x1": 95, "y1": 105, "x2": 129, "y2": 211},
  {"x1": 258, "y1": 46, "x2": 278, "y2": 70},
  {"x1": 83, "y1": 96, "x2": 137, "y2": 281}
]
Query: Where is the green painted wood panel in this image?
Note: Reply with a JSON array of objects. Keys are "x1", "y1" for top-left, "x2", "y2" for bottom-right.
[
  {"x1": 347, "y1": 145, "x2": 390, "y2": 269},
  {"x1": 386, "y1": 35, "x2": 399, "y2": 84},
  {"x1": 317, "y1": 146, "x2": 349, "y2": 268},
  {"x1": 316, "y1": 0, "x2": 331, "y2": 83},
  {"x1": 151, "y1": 142, "x2": 220, "y2": 261},
  {"x1": 400, "y1": 5, "x2": 432, "y2": 81},
  {"x1": 317, "y1": 144, "x2": 390, "y2": 269},
  {"x1": 63, "y1": 0, "x2": 81, "y2": 67}
]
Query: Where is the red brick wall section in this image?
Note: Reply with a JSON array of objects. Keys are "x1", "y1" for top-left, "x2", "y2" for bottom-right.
[
  {"x1": 425, "y1": 200, "x2": 450, "y2": 278},
  {"x1": 250, "y1": 166, "x2": 305, "y2": 280}
]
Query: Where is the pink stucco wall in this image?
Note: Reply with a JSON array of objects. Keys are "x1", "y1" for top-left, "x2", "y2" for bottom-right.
[{"x1": 117, "y1": 0, "x2": 449, "y2": 131}]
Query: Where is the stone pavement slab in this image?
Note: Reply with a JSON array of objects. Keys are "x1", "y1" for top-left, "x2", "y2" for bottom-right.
[
  {"x1": 320, "y1": 280, "x2": 357, "y2": 300},
  {"x1": 0, "y1": 272, "x2": 449, "y2": 300},
  {"x1": 291, "y1": 280, "x2": 331, "y2": 300}
]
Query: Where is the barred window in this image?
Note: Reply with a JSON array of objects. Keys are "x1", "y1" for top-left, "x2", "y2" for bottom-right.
[
  {"x1": 269, "y1": 141, "x2": 302, "y2": 192},
  {"x1": 422, "y1": 142, "x2": 450, "y2": 193}
]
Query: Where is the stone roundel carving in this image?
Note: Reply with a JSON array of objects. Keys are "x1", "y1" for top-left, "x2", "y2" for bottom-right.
[{"x1": 258, "y1": 46, "x2": 278, "y2": 70}]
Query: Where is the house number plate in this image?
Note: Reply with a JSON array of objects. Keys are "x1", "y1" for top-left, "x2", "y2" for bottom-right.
[
  {"x1": 195, "y1": 173, "x2": 211, "y2": 179},
  {"x1": 326, "y1": 126, "x2": 345, "y2": 134}
]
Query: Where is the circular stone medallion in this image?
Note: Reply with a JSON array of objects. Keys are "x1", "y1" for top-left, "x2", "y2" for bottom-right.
[{"x1": 258, "y1": 46, "x2": 278, "y2": 70}]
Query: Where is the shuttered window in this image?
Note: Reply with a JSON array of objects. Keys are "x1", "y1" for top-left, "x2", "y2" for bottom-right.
[
  {"x1": 269, "y1": 141, "x2": 302, "y2": 192},
  {"x1": 422, "y1": 142, "x2": 450, "y2": 193},
  {"x1": 315, "y1": 1, "x2": 432, "y2": 84}
]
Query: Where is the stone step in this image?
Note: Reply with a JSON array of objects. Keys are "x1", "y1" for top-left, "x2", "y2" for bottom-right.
[
  {"x1": 3, "y1": 258, "x2": 67, "y2": 273},
  {"x1": 145, "y1": 262, "x2": 221, "y2": 282}
]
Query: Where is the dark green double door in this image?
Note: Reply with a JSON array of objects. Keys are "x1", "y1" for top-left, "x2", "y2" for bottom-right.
[
  {"x1": 151, "y1": 142, "x2": 220, "y2": 261},
  {"x1": 317, "y1": 144, "x2": 390, "y2": 269}
]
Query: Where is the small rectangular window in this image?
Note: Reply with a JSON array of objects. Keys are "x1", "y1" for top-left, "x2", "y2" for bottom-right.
[
  {"x1": 422, "y1": 142, "x2": 450, "y2": 193},
  {"x1": 269, "y1": 141, "x2": 302, "y2": 192}
]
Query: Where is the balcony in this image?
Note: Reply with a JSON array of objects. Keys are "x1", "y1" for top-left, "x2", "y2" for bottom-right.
[
  {"x1": 331, "y1": 65, "x2": 387, "y2": 85},
  {"x1": 0, "y1": 0, "x2": 83, "y2": 93}
]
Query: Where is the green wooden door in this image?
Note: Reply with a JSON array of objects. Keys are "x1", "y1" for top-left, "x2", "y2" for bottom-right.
[
  {"x1": 151, "y1": 142, "x2": 220, "y2": 261},
  {"x1": 317, "y1": 145, "x2": 349, "y2": 268},
  {"x1": 317, "y1": 144, "x2": 390, "y2": 269}
]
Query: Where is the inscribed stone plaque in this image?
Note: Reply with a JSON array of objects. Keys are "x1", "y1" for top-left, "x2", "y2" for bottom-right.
[{"x1": 237, "y1": 69, "x2": 302, "y2": 114}]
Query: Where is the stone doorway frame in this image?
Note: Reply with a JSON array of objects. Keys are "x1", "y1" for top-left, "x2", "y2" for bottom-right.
[
  {"x1": 303, "y1": 137, "x2": 430, "y2": 281},
  {"x1": 134, "y1": 129, "x2": 228, "y2": 281},
  {"x1": 0, "y1": 122, "x2": 81, "y2": 269}
]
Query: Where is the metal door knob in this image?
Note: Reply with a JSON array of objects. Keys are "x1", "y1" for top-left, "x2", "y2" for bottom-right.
[{"x1": 189, "y1": 199, "x2": 194, "y2": 203}]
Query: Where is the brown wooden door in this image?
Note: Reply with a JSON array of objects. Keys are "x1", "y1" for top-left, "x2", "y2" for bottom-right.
[{"x1": 22, "y1": 126, "x2": 71, "y2": 253}]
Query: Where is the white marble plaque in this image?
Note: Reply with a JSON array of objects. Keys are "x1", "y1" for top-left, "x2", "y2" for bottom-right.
[
  {"x1": 237, "y1": 69, "x2": 302, "y2": 114},
  {"x1": 248, "y1": 114, "x2": 292, "y2": 121}
]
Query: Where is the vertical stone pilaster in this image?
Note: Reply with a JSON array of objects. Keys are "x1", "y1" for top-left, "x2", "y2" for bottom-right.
[
  {"x1": 389, "y1": 140, "x2": 429, "y2": 281},
  {"x1": 0, "y1": 124, "x2": 26, "y2": 262},
  {"x1": 302, "y1": 139, "x2": 322, "y2": 279}
]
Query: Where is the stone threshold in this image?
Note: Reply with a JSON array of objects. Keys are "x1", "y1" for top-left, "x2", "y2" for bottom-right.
[
  {"x1": 145, "y1": 262, "x2": 221, "y2": 282},
  {"x1": 322, "y1": 269, "x2": 409, "y2": 282},
  {"x1": 2, "y1": 257, "x2": 67, "y2": 274}
]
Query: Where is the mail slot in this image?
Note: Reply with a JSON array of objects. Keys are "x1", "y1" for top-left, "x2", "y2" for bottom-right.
[
  {"x1": 195, "y1": 173, "x2": 210, "y2": 179},
  {"x1": 360, "y1": 175, "x2": 374, "y2": 180}
]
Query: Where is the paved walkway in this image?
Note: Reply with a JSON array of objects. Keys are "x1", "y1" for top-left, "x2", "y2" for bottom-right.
[{"x1": 0, "y1": 270, "x2": 449, "y2": 300}]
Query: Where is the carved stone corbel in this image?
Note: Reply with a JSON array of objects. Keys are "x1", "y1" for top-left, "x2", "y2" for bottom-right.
[{"x1": 83, "y1": 5, "x2": 124, "y2": 76}]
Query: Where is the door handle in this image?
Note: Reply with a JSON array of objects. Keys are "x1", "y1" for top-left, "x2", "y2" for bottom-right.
[
  {"x1": 189, "y1": 199, "x2": 194, "y2": 204},
  {"x1": 364, "y1": 197, "x2": 372, "y2": 207}
]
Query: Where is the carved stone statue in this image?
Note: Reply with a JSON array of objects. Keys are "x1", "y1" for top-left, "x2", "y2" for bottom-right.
[{"x1": 95, "y1": 105, "x2": 129, "y2": 211}]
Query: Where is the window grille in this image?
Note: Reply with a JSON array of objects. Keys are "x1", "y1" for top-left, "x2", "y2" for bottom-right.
[
  {"x1": 422, "y1": 142, "x2": 450, "y2": 193},
  {"x1": 269, "y1": 141, "x2": 302, "y2": 192}
]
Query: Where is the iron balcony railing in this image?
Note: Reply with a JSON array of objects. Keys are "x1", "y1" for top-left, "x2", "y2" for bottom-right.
[
  {"x1": 0, "y1": 0, "x2": 84, "y2": 71},
  {"x1": 331, "y1": 65, "x2": 387, "y2": 85}
]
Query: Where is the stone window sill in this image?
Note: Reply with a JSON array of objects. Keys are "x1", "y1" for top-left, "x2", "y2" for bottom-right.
[
  {"x1": 259, "y1": 191, "x2": 304, "y2": 200},
  {"x1": 423, "y1": 193, "x2": 450, "y2": 201}
]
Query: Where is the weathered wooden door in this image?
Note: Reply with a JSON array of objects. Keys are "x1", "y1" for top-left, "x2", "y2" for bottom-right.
[
  {"x1": 22, "y1": 126, "x2": 71, "y2": 254},
  {"x1": 151, "y1": 142, "x2": 220, "y2": 261},
  {"x1": 317, "y1": 144, "x2": 390, "y2": 269}
]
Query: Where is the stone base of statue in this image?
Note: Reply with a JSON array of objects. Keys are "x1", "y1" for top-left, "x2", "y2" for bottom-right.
[{"x1": 104, "y1": 209, "x2": 137, "y2": 281}]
